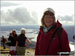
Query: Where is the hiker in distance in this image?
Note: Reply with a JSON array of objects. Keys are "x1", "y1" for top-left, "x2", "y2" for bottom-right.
[
  {"x1": 8, "y1": 30, "x2": 18, "y2": 55},
  {"x1": 1, "y1": 36, "x2": 7, "y2": 49},
  {"x1": 16, "y1": 28, "x2": 31, "y2": 56},
  {"x1": 35, "y1": 8, "x2": 70, "y2": 55}
]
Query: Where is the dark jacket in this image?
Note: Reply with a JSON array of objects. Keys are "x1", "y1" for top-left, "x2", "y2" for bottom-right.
[
  {"x1": 35, "y1": 21, "x2": 70, "y2": 55},
  {"x1": 8, "y1": 34, "x2": 17, "y2": 46},
  {"x1": 17, "y1": 34, "x2": 27, "y2": 47}
]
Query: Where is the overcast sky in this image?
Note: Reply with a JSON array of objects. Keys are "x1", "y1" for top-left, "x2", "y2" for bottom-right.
[{"x1": 0, "y1": 1, "x2": 74, "y2": 26}]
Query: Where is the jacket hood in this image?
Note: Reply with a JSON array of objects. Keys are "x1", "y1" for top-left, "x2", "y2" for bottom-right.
[{"x1": 56, "y1": 20, "x2": 62, "y2": 28}]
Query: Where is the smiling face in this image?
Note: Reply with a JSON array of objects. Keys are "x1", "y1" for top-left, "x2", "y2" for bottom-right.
[
  {"x1": 41, "y1": 10, "x2": 55, "y2": 27},
  {"x1": 43, "y1": 15, "x2": 54, "y2": 27}
]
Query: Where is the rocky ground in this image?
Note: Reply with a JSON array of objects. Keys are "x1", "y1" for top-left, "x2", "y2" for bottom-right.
[{"x1": 0, "y1": 46, "x2": 35, "y2": 56}]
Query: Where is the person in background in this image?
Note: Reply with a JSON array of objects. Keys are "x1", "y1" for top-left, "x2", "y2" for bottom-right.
[
  {"x1": 8, "y1": 30, "x2": 18, "y2": 55},
  {"x1": 35, "y1": 8, "x2": 70, "y2": 55},
  {"x1": 16, "y1": 28, "x2": 31, "y2": 56},
  {"x1": 12, "y1": 30, "x2": 17, "y2": 46},
  {"x1": 8, "y1": 33, "x2": 13, "y2": 46},
  {"x1": 1, "y1": 36, "x2": 7, "y2": 49}
]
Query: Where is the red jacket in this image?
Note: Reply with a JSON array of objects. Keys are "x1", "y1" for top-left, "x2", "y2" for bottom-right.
[{"x1": 35, "y1": 21, "x2": 70, "y2": 55}]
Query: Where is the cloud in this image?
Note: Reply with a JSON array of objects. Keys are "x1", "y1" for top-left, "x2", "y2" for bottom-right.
[
  {"x1": 1, "y1": 1, "x2": 19, "y2": 7},
  {"x1": 1, "y1": 5, "x2": 74, "y2": 25},
  {"x1": 57, "y1": 15, "x2": 73, "y2": 21},
  {"x1": 57, "y1": 15, "x2": 74, "y2": 25},
  {"x1": 1, "y1": 7, "x2": 38, "y2": 25}
]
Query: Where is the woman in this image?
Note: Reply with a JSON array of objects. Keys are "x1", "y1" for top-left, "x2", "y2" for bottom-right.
[
  {"x1": 8, "y1": 30, "x2": 17, "y2": 55},
  {"x1": 16, "y1": 28, "x2": 31, "y2": 56},
  {"x1": 35, "y1": 8, "x2": 70, "y2": 55}
]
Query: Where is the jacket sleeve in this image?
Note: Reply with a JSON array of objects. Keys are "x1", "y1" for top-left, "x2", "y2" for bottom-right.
[
  {"x1": 60, "y1": 29, "x2": 71, "y2": 52},
  {"x1": 35, "y1": 31, "x2": 41, "y2": 55}
]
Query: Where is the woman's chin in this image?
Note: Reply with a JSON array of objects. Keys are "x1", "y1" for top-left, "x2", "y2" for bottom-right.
[{"x1": 46, "y1": 25, "x2": 52, "y2": 27}]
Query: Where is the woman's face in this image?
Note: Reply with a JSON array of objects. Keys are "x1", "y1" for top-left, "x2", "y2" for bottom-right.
[
  {"x1": 44, "y1": 15, "x2": 54, "y2": 27},
  {"x1": 12, "y1": 31, "x2": 16, "y2": 35}
]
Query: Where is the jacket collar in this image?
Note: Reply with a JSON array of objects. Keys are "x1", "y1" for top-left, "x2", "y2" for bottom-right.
[{"x1": 40, "y1": 20, "x2": 62, "y2": 33}]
